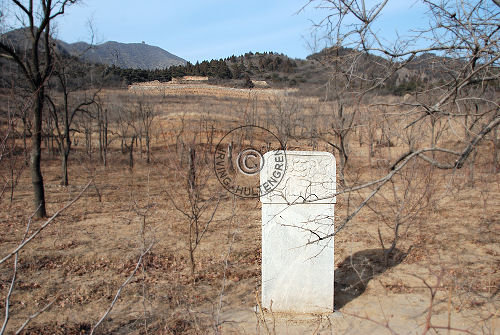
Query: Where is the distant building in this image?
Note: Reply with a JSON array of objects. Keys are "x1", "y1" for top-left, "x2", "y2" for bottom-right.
[
  {"x1": 171, "y1": 76, "x2": 208, "y2": 84},
  {"x1": 182, "y1": 76, "x2": 208, "y2": 81},
  {"x1": 252, "y1": 80, "x2": 270, "y2": 88}
]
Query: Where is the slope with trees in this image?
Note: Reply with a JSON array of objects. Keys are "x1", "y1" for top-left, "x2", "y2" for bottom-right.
[{"x1": 0, "y1": 0, "x2": 80, "y2": 218}]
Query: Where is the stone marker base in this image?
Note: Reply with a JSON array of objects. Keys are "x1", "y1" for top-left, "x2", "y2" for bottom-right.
[
  {"x1": 254, "y1": 305, "x2": 345, "y2": 335},
  {"x1": 261, "y1": 203, "x2": 335, "y2": 313}
]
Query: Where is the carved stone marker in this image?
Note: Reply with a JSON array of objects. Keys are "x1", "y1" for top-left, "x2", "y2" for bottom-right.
[{"x1": 260, "y1": 151, "x2": 336, "y2": 313}]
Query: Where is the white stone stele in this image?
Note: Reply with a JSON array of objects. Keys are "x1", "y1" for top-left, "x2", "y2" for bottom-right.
[{"x1": 260, "y1": 151, "x2": 336, "y2": 314}]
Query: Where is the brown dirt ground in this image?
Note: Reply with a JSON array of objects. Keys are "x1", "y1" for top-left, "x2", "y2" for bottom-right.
[{"x1": 0, "y1": 88, "x2": 498, "y2": 334}]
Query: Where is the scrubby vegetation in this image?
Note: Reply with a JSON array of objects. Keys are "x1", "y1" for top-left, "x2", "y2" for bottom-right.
[{"x1": 0, "y1": 0, "x2": 498, "y2": 333}]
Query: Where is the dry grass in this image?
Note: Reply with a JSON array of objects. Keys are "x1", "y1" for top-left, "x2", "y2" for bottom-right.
[{"x1": 0, "y1": 88, "x2": 498, "y2": 334}]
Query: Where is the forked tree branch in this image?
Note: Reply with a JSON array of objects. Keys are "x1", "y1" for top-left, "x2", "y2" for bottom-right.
[
  {"x1": 0, "y1": 253, "x2": 19, "y2": 335},
  {"x1": 14, "y1": 295, "x2": 59, "y2": 335},
  {"x1": 89, "y1": 242, "x2": 154, "y2": 335},
  {"x1": 1, "y1": 200, "x2": 39, "y2": 334},
  {"x1": 306, "y1": 112, "x2": 498, "y2": 243},
  {"x1": 0, "y1": 180, "x2": 92, "y2": 266}
]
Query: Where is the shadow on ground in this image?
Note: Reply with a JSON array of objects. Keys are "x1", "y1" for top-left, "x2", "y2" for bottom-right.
[{"x1": 334, "y1": 248, "x2": 407, "y2": 309}]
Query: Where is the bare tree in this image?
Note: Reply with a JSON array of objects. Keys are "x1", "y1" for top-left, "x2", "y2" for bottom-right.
[
  {"x1": 366, "y1": 161, "x2": 435, "y2": 265},
  {"x1": 136, "y1": 96, "x2": 157, "y2": 164},
  {"x1": 323, "y1": 102, "x2": 356, "y2": 184},
  {"x1": 110, "y1": 97, "x2": 146, "y2": 169},
  {"x1": 301, "y1": 0, "x2": 500, "y2": 242},
  {"x1": 46, "y1": 55, "x2": 101, "y2": 185},
  {"x1": 0, "y1": 181, "x2": 90, "y2": 334},
  {"x1": 96, "y1": 96, "x2": 109, "y2": 166},
  {"x1": 168, "y1": 145, "x2": 220, "y2": 278},
  {"x1": 89, "y1": 242, "x2": 154, "y2": 335},
  {"x1": 266, "y1": 95, "x2": 301, "y2": 148},
  {"x1": 0, "y1": 113, "x2": 13, "y2": 202},
  {"x1": 0, "y1": 0, "x2": 78, "y2": 218},
  {"x1": 0, "y1": 100, "x2": 27, "y2": 204},
  {"x1": 80, "y1": 107, "x2": 95, "y2": 158}
]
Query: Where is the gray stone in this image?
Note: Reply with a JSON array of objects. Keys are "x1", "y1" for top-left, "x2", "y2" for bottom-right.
[{"x1": 261, "y1": 151, "x2": 336, "y2": 313}]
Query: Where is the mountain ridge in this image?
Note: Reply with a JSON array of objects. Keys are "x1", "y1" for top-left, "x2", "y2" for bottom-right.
[
  {"x1": 1, "y1": 28, "x2": 187, "y2": 70},
  {"x1": 59, "y1": 40, "x2": 187, "y2": 70}
]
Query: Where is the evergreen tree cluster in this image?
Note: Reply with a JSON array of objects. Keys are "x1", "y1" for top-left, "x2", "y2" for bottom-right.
[
  {"x1": 108, "y1": 52, "x2": 299, "y2": 86},
  {"x1": 109, "y1": 58, "x2": 233, "y2": 85},
  {"x1": 107, "y1": 65, "x2": 172, "y2": 85},
  {"x1": 229, "y1": 51, "x2": 298, "y2": 76},
  {"x1": 173, "y1": 59, "x2": 232, "y2": 79}
]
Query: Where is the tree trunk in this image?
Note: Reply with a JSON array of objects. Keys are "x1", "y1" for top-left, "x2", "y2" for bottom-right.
[
  {"x1": 139, "y1": 134, "x2": 143, "y2": 159},
  {"x1": 50, "y1": 134, "x2": 55, "y2": 157},
  {"x1": 86, "y1": 126, "x2": 92, "y2": 160},
  {"x1": 31, "y1": 90, "x2": 47, "y2": 218},
  {"x1": 146, "y1": 133, "x2": 150, "y2": 164},
  {"x1": 189, "y1": 236, "x2": 196, "y2": 279},
  {"x1": 431, "y1": 118, "x2": 436, "y2": 159},
  {"x1": 22, "y1": 116, "x2": 29, "y2": 166},
  {"x1": 493, "y1": 126, "x2": 498, "y2": 173},
  {"x1": 129, "y1": 136, "x2": 135, "y2": 169},
  {"x1": 44, "y1": 134, "x2": 49, "y2": 155},
  {"x1": 468, "y1": 149, "x2": 477, "y2": 187},
  {"x1": 98, "y1": 106, "x2": 103, "y2": 163},
  {"x1": 188, "y1": 147, "x2": 196, "y2": 192},
  {"x1": 61, "y1": 151, "x2": 69, "y2": 186},
  {"x1": 385, "y1": 223, "x2": 400, "y2": 267},
  {"x1": 104, "y1": 110, "x2": 108, "y2": 167},
  {"x1": 10, "y1": 167, "x2": 15, "y2": 204},
  {"x1": 61, "y1": 90, "x2": 71, "y2": 186}
]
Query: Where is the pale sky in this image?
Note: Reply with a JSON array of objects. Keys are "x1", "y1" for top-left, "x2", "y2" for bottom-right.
[{"x1": 14, "y1": 0, "x2": 428, "y2": 63}]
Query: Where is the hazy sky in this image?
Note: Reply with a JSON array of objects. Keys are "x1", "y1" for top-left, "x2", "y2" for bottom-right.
[{"x1": 53, "y1": 0, "x2": 426, "y2": 63}]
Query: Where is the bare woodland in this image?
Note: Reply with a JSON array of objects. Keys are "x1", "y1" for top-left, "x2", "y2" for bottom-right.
[{"x1": 0, "y1": 0, "x2": 499, "y2": 334}]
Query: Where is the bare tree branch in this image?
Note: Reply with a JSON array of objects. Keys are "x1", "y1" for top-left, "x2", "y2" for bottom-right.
[
  {"x1": 0, "y1": 180, "x2": 92, "y2": 266},
  {"x1": 14, "y1": 295, "x2": 59, "y2": 335},
  {"x1": 89, "y1": 242, "x2": 154, "y2": 335}
]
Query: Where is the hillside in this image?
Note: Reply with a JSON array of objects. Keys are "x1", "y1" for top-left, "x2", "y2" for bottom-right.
[
  {"x1": 0, "y1": 28, "x2": 186, "y2": 70},
  {"x1": 58, "y1": 40, "x2": 186, "y2": 70},
  {"x1": 2, "y1": 27, "x2": 493, "y2": 97},
  {"x1": 114, "y1": 49, "x2": 463, "y2": 97}
]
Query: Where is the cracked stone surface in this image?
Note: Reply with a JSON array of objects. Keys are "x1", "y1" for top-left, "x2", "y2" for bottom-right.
[{"x1": 261, "y1": 151, "x2": 336, "y2": 313}]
